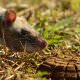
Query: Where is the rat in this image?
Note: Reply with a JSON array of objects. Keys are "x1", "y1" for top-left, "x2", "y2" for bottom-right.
[{"x1": 0, "y1": 7, "x2": 47, "y2": 53}]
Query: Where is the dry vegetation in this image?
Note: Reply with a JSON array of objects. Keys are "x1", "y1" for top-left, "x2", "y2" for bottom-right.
[{"x1": 0, "y1": 0, "x2": 80, "y2": 80}]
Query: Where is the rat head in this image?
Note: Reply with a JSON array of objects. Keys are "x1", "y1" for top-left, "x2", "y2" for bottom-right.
[
  {"x1": 10, "y1": 17, "x2": 47, "y2": 52},
  {"x1": 0, "y1": 8, "x2": 47, "y2": 52}
]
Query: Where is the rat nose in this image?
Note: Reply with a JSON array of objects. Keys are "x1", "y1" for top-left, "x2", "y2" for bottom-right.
[{"x1": 38, "y1": 39, "x2": 47, "y2": 49}]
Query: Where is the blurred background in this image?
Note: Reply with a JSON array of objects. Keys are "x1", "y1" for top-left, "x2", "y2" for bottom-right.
[{"x1": 1, "y1": 0, "x2": 80, "y2": 11}]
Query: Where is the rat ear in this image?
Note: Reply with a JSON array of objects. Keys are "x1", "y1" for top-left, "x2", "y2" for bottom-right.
[{"x1": 5, "y1": 9, "x2": 16, "y2": 23}]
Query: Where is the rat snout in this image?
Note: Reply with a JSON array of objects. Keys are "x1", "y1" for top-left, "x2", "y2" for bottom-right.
[{"x1": 37, "y1": 38, "x2": 47, "y2": 49}]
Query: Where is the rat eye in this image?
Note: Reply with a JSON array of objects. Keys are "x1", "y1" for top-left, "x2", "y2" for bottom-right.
[
  {"x1": 21, "y1": 29, "x2": 30, "y2": 36},
  {"x1": 5, "y1": 9, "x2": 16, "y2": 23}
]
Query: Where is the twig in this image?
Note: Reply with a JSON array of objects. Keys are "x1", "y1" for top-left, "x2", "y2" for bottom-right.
[
  {"x1": 14, "y1": 62, "x2": 25, "y2": 71},
  {"x1": 5, "y1": 74, "x2": 15, "y2": 80}
]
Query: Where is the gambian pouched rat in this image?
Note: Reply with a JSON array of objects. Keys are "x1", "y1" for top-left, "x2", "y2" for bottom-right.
[{"x1": 0, "y1": 7, "x2": 47, "y2": 53}]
